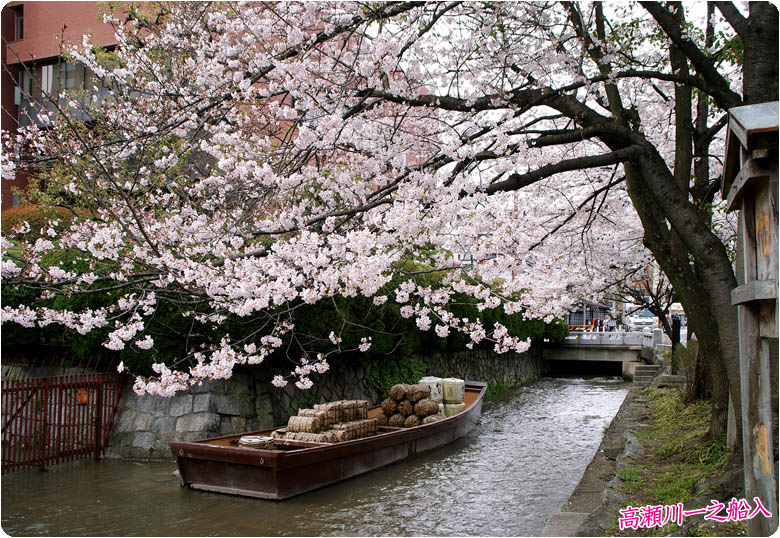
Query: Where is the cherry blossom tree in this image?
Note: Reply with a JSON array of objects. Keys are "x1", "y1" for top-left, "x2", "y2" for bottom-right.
[{"x1": 2, "y1": 2, "x2": 775, "y2": 438}]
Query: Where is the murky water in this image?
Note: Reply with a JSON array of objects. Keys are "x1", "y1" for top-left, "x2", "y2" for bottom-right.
[{"x1": 1, "y1": 376, "x2": 629, "y2": 536}]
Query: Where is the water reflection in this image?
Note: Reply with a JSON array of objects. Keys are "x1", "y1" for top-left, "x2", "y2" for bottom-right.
[{"x1": 2, "y1": 376, "x2": 628, "y2": 536}]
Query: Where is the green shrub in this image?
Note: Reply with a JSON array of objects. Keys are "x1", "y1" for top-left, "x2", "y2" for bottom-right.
[{"x1": 365, "y1": 355, "x2": 428, "y2": 398}]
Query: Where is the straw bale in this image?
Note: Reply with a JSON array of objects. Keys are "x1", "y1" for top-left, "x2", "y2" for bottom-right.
[
  {"x1": 404, "y1": 414, "x2": 421, "y2": 427},
  {"x1": 337, "y1": 400, "x2": 369, "y2": 421},
  {"x1": 331, "y1": 418, "x2": 378, "y2": 440},
  {"x1": 360, "y1": 418, "x2": 378, "y2": 437},
  {"x1": 413, "y1": 398, "x2": 439, "y2": 417},
  {"x1": 422, "y1": 414, "x2": 444, "y2": 424},
  {"x1": 381, "y1": 398, "x2": 397, "y2": 415},
  {"x1": 328, "y1": 429, "x2": 348, "y2": 443},
  {"x1": 282, "y1": 431, "x2": 337, "y2": 443},
  {"x1": 287, "y1": 415, "x2": 323, "y2": 433},
  {"x1": 406, "y1": 384, "x2": 430, "y2": 403},
  {"x1": 389, "y1": 384, "x2": 410, "y2": 401},
  {"x1": 331, "y1": 424, "x2": 356, "y2": 441},
  {"x1": 388, "y1": 413, "x2": 405, "y2": 427},
  {"x1": 397, "y1": 399, "x2": 413, "y2": 417},
  {"x1": 298, "y1": 408, "x2": 329, "y2": 428},
  {"x1": 377, "y1": 413, "x2": 389, "y2": 426},
  {"x1": 354, "y1": 400, "x2": 368, "y2": 420},
  {"x1": 314, "y1": 402, "x2": 342, "y2": 425}
]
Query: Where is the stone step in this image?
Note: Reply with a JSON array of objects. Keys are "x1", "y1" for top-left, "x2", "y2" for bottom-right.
[
  {"x1": 634, "y1": 365, "x2": 662, "y2": 372},
  {"x1": 634, "y1": 368, "x2": 662, "y2": 376},
  {"x1": 651, "y1": 374, "x2": 685, "y2": 388},
  {"x1": 541, "y1": 512, "x2": 591, "y2": 536},
  {"x1": 633, "y1": 370, "x2": 660, "y2": 377}
]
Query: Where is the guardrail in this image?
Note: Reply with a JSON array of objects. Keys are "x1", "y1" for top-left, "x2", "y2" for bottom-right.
[{"x1": 563, "y1": 329, "x2": 671, "y2": 350}]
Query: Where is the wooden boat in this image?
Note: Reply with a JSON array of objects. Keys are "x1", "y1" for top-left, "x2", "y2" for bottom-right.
[{"x1": 170, "y1": 380, "x2": 486, "y2": 500}]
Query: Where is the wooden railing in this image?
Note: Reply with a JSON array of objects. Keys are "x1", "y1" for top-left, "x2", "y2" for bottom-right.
[{"x1": 1, "y1": 373, "x2": 124, "y2": 473}]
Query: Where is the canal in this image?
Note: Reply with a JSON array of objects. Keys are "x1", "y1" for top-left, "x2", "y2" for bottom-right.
[{"x1": 1, "y1": 376, "x2": 629, "y2": 536}]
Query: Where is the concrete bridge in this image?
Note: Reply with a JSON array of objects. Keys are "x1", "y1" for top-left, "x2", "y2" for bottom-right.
[{"x1": 544, "y1": 330, "x2": 671, "y2": 379}]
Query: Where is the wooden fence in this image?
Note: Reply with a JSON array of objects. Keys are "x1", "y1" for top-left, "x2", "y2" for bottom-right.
[{"x1": 1, "y1": 373, "x2": 124, "y2": 473}]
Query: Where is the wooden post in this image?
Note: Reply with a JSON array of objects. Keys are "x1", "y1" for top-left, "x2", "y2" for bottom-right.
[
  {"x1": 39, "y1": 378, "x2": 48, "y2": 471},
  {"x1": 722, "y1": 101, "x2": 779, "y2": 536},
  {"x1": 94, "y1": 374, "x2": 103, "y2": 460}
]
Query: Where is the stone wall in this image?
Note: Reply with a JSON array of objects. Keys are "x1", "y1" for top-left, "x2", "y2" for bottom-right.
[
  {"x1": 417, "y1": 345, "x2": 545, "y2": 389},
  {"x1": 104, "y1": 345, "x2": 545, "y2": 460}
]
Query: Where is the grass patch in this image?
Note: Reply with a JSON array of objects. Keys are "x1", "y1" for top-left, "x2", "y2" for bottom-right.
[
  {"x1": 610, "y1": 389, "x2": 740, "y2": 537},
  {"x1": 485, "y1": 379, "x2": 509, "y2": 400},
  {"x1": 485, "y1": 375, "x2": 539, "y2": 401}
]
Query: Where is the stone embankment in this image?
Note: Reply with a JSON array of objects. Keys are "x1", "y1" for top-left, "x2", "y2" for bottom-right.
[{"x1": 105, "y1": 346, "x2": 546, "y2": 460}]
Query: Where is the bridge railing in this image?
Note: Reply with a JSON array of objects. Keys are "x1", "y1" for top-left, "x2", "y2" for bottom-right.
[{"x1": 563, "y1": 331, "x2": 645, "y2": 347}]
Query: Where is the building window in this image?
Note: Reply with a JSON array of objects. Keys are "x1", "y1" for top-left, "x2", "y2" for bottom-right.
[
  {"x1": 19, "y1": 68, "x2": 32, "y2": 99},
  {"x1": 11, "y1": 5, "x2": 23, "y2": 40},
  {"x1": 41, "y1": 64, "x2": 54, "y2": 95},
  {"x1": 61, "y1": 63, "x2": 84, "y2": 90}
]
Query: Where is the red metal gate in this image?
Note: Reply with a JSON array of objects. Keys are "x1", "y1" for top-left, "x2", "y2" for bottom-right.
[{"x1": 1, "y1": 373, "x2": 124, "y2": 473}]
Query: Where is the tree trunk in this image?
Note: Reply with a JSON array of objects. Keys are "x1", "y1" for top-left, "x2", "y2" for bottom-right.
[
  {"x1": 742, "y1": 3, "x2": 779, "y2": 104},
  {"x1": 621, "y1": 144, "x2": 741, "y2": 439}
]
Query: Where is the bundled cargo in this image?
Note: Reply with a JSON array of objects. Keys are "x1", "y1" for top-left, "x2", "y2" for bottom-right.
[
  {"x1": 297, "y1": 409, "x2": 329, "y2": 428},
  {"x1": 388, "y1": 413, "x2": 405, "y2": 427},
  {"x1": 389, "y1": 383, "x2": 410, "y2": 401},
  {"x1": 287, "y1": 415, "x2": 323, "y2": 433},
  {"x1": 422, "y1": 414, "x2": 444, "y2": 424},
  {"x1": 332, "y1": 418, "x2": 378, "y2": 441},
  {"x1": 443, "y1": 402, "x2": 466, "y2": 417},
  {"x1": 339, "y1": 400, "x2": 369, "y2": 421},
  {"x1": 413, "y1": 398, "x2": 439, "y2": 418},
  {"x1": 354, "y1": 400, "x2": 369, "y2": 420},
  {"x1": 379, "y1": 384, "x2": 447, "y2": 427},
  {"x1": 404, "y1": 414, "x2": 421, "y2": 427},
  {"x1": 381, "y1": 398, "x2": 397, "y2": 415},
  {"x1": 405, "y1": 383, "x2": 430, "y2": 403},
  {"x1": 441, "y1": 378, "x2": 466, "y2": 403},
  {"x1": 397, "y1": 399, "x2": 414, "y2": 417},
  {"x1": 283, "y1": 431, "x2": 342, "y2": 443},
  {"x1": 314, "y1": 401, "x2": 343, "y2": 425},
  {"x1": 419, "y1": 376, "x2": 443, "y2": 402}
]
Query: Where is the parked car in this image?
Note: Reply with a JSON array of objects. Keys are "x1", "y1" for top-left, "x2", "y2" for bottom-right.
[{"x1": 626, "y1": 308, "x2": 658, "y2": 331}]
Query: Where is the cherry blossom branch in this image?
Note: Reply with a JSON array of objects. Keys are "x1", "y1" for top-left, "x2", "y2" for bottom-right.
[
  {"x1": 641, "y1": 1, "x2": 742, "y2": 110},
  {"x1": 482, "y1": 145, "x2": 641, "y2": 195}
]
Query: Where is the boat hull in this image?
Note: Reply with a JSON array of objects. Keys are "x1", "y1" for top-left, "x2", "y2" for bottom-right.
[{"x1": 170, "y1": 380, "x2": 486, "y2": 500}]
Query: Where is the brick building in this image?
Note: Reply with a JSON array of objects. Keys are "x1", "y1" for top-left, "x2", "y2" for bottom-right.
[{"x1": 1, "y1": 2, "x2": 116, "y2": 211}]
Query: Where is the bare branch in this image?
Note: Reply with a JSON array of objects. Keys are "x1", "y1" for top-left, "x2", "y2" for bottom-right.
[{"x1": 712, "y1": 2, "x2": 748, "y2": 36}]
